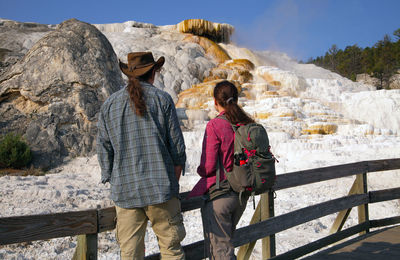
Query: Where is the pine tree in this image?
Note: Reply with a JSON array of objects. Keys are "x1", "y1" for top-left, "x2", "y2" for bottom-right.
[
  {"x1": 373, "y1": 35, "x2": 396, "y2": 89},
  {"x1": 328, "y1": 44, "x2": 339, "y2": 72},
  {"x1": 306, "y1": 29, "x2": 400, "y2": 89},
  {"x1": 394, "y1": 28, "x2": 400, "y2": 41}
]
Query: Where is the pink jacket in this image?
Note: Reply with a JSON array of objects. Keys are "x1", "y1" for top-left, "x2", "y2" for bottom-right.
[{"x1": 189, "y1": 112, "x2": 234, "y2": 198}]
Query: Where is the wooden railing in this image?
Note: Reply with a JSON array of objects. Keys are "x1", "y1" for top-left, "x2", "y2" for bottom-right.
[{"x1": 1, "y1": 158, "x2": 400, "y2": 259}]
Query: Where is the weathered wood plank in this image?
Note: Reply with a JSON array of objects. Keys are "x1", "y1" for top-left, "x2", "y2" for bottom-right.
[
  {"x1": 237, "y1": 201, "x2": 262, "y2": 260},
  {"x1": 72, "y1": 234, "x2": 87, "y2": 260},
  {"x1": 271, "y1": 222, "x2": 369, "y2": 260},
  {"x1": 261, "y1": 192, "x2": 275, "y2": 259},
  {"x1": 182, "y1": 240, "x2": 205, "y2": 259},
  {"x1": 232, "y1": 194, "x2": 369, "y2": 246},
  {"x1": 273, "y1": 158, "x2": 400, "y2": 191},
  {"x1": 367, "y1": 158, "x2": 400, "y2": 172},
  {"x1": 72, "y1": 233, "x2": 98, "y2": 260},
  {"x1": 181, "y1": 196, "x2": 204, "y2": 212},
  {"x1": 370, "y1": 216, "x2": 400, "y2": 228},
  {"x1": 97, "y1": 207, "x2": 116, "y2": 232},
  {"x1": 86, "y1": 233, "x2": 98, "y2": 260},
  {"x1": 357, "y1": 173, "x2": 369, "y2": 235},
  {"x1": 369, "y1": 187, "x2": 400, "y2": 203},
  {"x1": 274, "y1": 161, "x2": 367, "y2": 190},
  {"x1": 330, "y1": 178, "x2": 359, "y2": 234},
  {"x1": 0, "y1": 210, "x2": 97, "y2": 245}
]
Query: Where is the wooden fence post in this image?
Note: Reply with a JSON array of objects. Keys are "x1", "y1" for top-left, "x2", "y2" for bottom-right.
[
  {"x1": 330, "y1": 172, "x2": 370, "y2": 236},
  {"x1": 87, "y1": 233, "x2": 98, "y2": 260},
  {"x1": 261, "y1": 191, "x2": 275, "y2": 259},
  {"x1": 72, "y1": 208, "x2": 99, "y2": 260},
  {"x1": 329, "y1": 180, "x2": 358, "y2": 234},
  {"x1": 237, "y1": 191, "x2": 275, "y2": 260},
  {"x1": 357, "y1": 173, "x2": 369, "y2": 235},
  {"x1": 72, "y1": 233, "x2": 98, "y2": 260},
  {"x1": 237, "y1": 201, "x2": 261, "y2": 260}
]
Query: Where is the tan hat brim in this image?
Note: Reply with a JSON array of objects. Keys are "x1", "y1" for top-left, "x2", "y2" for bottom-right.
[{"x1": 119, "y1": 56, "x2": 165, "y2": 77}]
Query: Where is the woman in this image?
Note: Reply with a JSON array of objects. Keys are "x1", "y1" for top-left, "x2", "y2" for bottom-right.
[{"x1": 189, "y1": 80, "x2": 254, "y2": 259}]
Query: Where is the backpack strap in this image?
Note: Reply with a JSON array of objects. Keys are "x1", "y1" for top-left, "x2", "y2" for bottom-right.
[
  {"x1": 215, "y1": 114, "x2": 229, "y2": 190},
  {"x1": 215, "y1": 156, "x2": 226, "y2": 189},
  {"x1": 217, "y1": 114, "x2": 248, "y2": 151},
  {"x1": 216, "y1": 157, "x2": 220, "y2": 189}
]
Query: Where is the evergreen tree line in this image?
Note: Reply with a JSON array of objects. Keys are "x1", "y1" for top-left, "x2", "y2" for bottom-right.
[{"x1": 306, "y1": 29, "x2": 400, "y2": 89}]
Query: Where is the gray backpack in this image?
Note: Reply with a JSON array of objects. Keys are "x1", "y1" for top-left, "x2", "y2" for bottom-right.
[{"x1": 216, "y1": 116, "x2": 277, "y2": 201}]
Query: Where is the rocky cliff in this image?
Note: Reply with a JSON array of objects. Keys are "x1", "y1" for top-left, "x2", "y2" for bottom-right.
[{"x1": 0, "y1": 19, "x2": 123, "y2": 169}]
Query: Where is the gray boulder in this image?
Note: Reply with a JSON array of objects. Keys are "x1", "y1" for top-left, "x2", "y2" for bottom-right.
[
  {"x1": 0, "y1": 19, "x2": 54, "y2": 76},
  {"x1": 0, "y1": 18, "x2": 123, "y2": 169}
]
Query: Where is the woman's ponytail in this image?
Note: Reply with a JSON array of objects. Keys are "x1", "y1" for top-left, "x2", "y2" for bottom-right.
[{"x1": 214, "y1": 81, "x2": 254, "y2": 125}]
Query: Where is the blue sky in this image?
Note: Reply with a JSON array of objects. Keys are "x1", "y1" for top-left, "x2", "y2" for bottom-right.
[{"x1": 1, "y1": 0, "x2": 399, "y2": 61}]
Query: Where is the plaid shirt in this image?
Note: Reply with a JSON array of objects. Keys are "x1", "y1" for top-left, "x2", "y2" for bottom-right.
[{"x1": 97, "y1": 82, "x2": 186, "y2": 208}]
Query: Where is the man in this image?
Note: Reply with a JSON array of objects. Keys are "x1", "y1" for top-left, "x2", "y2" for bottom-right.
[{"x1": 97, "y1": 52, "x2": 186, "y2": 259}]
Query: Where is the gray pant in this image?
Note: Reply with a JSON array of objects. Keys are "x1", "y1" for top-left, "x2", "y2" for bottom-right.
[{"x1": 201, "y1": 192, "x2": 248, "y2": 260}]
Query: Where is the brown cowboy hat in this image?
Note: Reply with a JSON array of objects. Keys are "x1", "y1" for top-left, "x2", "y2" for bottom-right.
[{"x1": 119, "y1": 52, "x2": 165, "y2": 78}]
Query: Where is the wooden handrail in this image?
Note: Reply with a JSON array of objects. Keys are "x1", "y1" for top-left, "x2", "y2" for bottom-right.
[
  {"x1": 147, "y1": 186, "x2": 400, "y2": 259},
  {"x1": 369, "y1": 187, "x2": 400, "y2": 203},
  {"x1": 274, "y1": 158, "x2": 400, "y2": 190},
  {"x1": 0, "y1": 209, "x2": 97, "y2": 245},
  {"x1": 232, "y1": 193, "x2": 369, "y2": 246},
  {"x1": 0, "y1": 158, "x2": 399, "y2": 259}
]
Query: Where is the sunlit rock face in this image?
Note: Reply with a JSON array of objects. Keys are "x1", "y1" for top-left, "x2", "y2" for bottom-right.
[
  {"x1": 204, "y1": 59, "x2": 254, "y2": 84},
  {"x1": 256, "y1": 66, "x2": 308, "y2": 97},
  {"x1": 356, "y1": 72, "x2": 400, "y2": 90},
  {"x1": 183, "y1": 34, "x2": 231, "y2": 64},
  {"x1": 177, "y1": 19, "x2": 234, "y2": 43},
  {"x1": 176, "y1": 81, "x2": 216, "y2": 110},
  {"x1": 390, "y1": 73, "x2": 400, "y2": 89},
  {"x1": 356, "y1": 73, "x2": 380, "y2": 88},
  {"x1": 0, "y1": 18, "x2": 123, "y2": 169}
]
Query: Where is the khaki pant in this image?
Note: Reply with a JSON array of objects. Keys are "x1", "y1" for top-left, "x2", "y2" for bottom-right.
[
  {"x1": 201, "y1": 192, "x2": 247, "y2": 260},
  {"x1": 115, "y1": 197, "x2": 186, "y2": 260}
]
